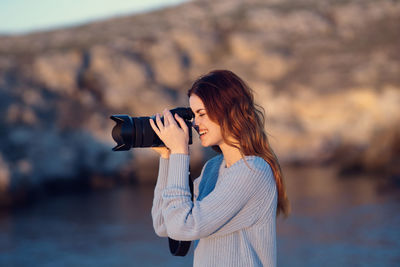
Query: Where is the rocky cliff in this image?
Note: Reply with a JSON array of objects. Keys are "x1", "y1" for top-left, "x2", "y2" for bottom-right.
[{"x1": 0, "y1": 0, "x2": 399, "y2": 202}]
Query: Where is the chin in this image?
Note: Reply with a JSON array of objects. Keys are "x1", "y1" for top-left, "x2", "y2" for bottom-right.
[
  {"x1": 200, "y1": 141, "x2": 209, "y2": 147},
  {"x1": 200, "y1": 135, "x2": 221, "y2": 147},
  {"x1": 201, "y1": 141, "x2": 218, "y2": 148},
  {"x1": 200, "y1": 138, "x2": 213, "y2": 147}
]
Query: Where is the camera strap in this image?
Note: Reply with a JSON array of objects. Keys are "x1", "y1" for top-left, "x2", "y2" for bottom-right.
[{"x1": 168, "y1": 166, "x2": 193, "y2": 256}]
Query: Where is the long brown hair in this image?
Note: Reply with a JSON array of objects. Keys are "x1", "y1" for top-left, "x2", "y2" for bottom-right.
[{"x1": 188, "y1": 70, "x2": 290, "y2": 216}]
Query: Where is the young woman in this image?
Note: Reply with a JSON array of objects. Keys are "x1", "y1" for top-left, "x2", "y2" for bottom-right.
[{"x1": 149, "y1": 70, "x2": 289, "y2": 266}]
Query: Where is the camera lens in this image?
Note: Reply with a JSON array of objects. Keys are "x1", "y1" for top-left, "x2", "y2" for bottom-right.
[{"x1": 110, "y1": 107, "x2": 194, "y2": 151}]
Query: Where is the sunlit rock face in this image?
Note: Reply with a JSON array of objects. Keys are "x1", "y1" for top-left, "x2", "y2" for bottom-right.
[{"x1": 0, "y1": 0, "x2": 399, "y2": 196}]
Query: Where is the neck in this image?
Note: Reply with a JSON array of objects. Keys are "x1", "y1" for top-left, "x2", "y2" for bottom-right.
[{"x1": 219, "y1": 142, "x2": 243, "y2": 168}]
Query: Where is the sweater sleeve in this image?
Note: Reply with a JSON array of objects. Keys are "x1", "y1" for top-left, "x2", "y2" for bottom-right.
[
  {"x1": 151, "y1": 157, "x2": 169, "y2": 237},
  {"x1": 162, "y1": 154, "x2": 275, "y2": 241}
]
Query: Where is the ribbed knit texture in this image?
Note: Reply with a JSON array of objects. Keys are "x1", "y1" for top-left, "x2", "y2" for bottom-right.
[{"x1": 152, "y1": 154, "x2": 277, "y2": 267}]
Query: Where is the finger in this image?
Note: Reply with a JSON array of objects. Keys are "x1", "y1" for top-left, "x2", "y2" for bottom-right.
[
  {"x1": 175, "y1": 113, "x2": 189, "y2": 136},
  {"x1": 149, "y1": 118, "x2": 161, "y2": 136},
  {"x1": 163, "y1": 110, "x2": 170, "y2": 127},
  {"x1": 164, "y1": 109, "x2": 177, "y2": 126},
  {"x1": 155, "y1": 113, "x2": 164, "y2": 130}
]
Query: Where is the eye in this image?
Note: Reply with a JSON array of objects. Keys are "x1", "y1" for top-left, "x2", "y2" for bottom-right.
[{"x1": 199, "y1": 113, "x2": 206, "y2": 117}]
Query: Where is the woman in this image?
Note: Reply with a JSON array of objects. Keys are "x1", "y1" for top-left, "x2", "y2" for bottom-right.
[{"x1": 149, "y1": 70, "x2": 289, "y2": 266}]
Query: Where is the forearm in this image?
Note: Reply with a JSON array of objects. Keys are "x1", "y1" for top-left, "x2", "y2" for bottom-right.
[
  {"x1": 161, "y1": 153, "x2": 193, "y2": 240},
  {"x1": 151, "y1": 157, "x2": 169, "y2": 237}
]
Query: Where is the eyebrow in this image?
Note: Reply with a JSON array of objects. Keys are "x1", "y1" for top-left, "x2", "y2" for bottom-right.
[{"x1": 195, "y1": 108, "x2": 206, "y2": 113}]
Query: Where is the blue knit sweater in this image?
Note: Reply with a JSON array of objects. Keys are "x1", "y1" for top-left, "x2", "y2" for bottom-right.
[{"x1": 152, "y1": 154, "x2": 277, "y2": 266}]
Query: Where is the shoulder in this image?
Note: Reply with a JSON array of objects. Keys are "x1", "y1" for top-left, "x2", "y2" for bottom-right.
[
  {"x1": 245, "y1": 156, "x2": 272, "y2": 173},
  {"x1": 229, "y1": 156, "x2": 274, "y2": 184},
  {"x1": 229, "y1": 156, "x2": 272, "y2": 173}
]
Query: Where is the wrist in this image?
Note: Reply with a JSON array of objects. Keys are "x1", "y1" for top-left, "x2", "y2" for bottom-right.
[{"x1": 170, "y1": 147, "x2": 189, "y2": 155}]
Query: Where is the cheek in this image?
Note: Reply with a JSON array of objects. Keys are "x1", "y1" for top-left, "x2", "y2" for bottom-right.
[{"x1": 210, "y1": 123, "x2": 222, "y2": 138}]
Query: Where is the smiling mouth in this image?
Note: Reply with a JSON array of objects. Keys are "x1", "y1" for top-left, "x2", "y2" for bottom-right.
[{"x1": 199, "y1": 130, "x2": 208, "y2": 137}]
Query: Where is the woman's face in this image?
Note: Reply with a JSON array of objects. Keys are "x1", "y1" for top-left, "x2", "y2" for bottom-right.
[{"x1": 189, "y1": 94, "x2": 224, "y2": 147}]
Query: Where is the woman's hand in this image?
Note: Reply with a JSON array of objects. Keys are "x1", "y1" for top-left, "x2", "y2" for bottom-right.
[{"x1": 149, "y1": 109, "x2": 189, "y2": 155}]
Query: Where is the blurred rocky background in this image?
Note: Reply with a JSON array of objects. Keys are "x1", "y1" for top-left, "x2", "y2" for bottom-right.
[{"x1": 0, "y1": 0, "x2": 399, "y2": 206}]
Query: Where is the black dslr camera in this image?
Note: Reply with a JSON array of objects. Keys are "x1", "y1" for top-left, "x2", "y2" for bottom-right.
[{"x1": 110, "y1": 107, "x2": 194, "y2": 151}]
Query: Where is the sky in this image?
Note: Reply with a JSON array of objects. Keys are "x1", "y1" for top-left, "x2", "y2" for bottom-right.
[{"x1": 0, "y1": 0, "x2": 188, "y2": 35}]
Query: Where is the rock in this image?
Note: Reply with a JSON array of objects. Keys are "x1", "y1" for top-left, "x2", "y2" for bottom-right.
[
  {"x1": 147, "y1": 39, "x2": 186, "y2": 88},
  {"x1": 32, "y1": 51, "x2": 81, "y2": 95},
  {"x1": 83, "y1": 45, "x2": 149, "y2": 110},
  {"x1": 0, "y1": 0, "x2": 399, "y2": 202}
]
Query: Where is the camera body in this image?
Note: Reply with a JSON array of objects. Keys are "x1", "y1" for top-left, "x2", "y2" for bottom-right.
[{"x1": 110, "y1": 107, "x2": 194, "y2": 151}]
